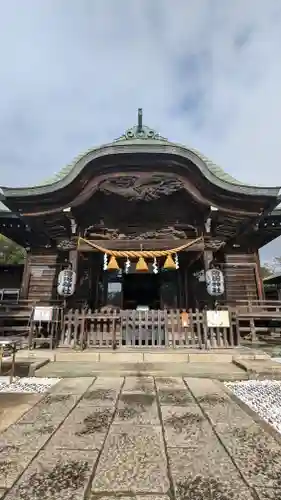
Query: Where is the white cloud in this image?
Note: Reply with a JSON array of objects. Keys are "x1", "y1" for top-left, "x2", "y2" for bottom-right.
[{"x1": 0, "y1": 0, "x2": 281, "y2": 259}]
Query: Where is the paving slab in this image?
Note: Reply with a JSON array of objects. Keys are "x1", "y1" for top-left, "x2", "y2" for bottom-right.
[
  {"x1": 1, "y1": 421, "x2": 54, "y2": 453},
  {"x1": 0, "y1": 445, "x2": 35, "y2": 489},
  {"x1": 155, "y1": 375, "x2": 186, "y2": 390},
  {"x1": 255, "y1": 489, "x2": 281, "y2": 499},
  {"x1": 218, "y1": 423, "x2": 281, "y2": 489},
  {"x1": 185, "y1": 377, "x2": 255, "y2": 432},
  {"x1": 17, "y1": 393, "x2": 79, "y2": 425},
  {"x1": 156, "y1": 378, "x2": 194, "y2": 406},
  {"x1": 168, "y1": 446, "x2": 256, "y2": 500},
  {"x1": 48, "y1": 376, "x2": 95, "y2": 395},
  {"x1": 90, "y1": 497, "x2": 170, "y2": 500},
  {"x1": 4, "y1": 448, "x2": 99, "y2": 500},
  {"x1": 0, "y1": 393, "x2": 42, "y2": 432},
  {"x1": 49, "y1": 404, "x2": 114, "y2": 451},
  {"x1": 91, "y1": 425, "x2": 169, "y2": 494},
  {"x1": 122, "y1": 375, "x2": 155, "y2": 393},
  {"x1": 115, "y1": 392, "x2": 159, "y2": 426},
  {"x1": 186, "y1": 377, "x2": 281, "y2": 490},
  {"x1": 92, "y1": 376, "x2": 124, "y2": 388},
  {"x1": 81, "y1": 377, "x2": 123, "y2": 407},
  {"x1": 161, "y1": 405, "x2": 213, "y2": 448}
]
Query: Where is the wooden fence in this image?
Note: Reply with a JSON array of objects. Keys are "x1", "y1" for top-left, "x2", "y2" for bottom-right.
[
  {"x1": 60, "y1": 308, "x2": 237, "y2": 349},
  {"x1": 3, "y1": 300, "x2": 281, "y2": 350}
]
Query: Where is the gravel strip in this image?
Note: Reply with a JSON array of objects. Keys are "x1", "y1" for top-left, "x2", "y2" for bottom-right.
[
  {"x1": 0, "y1": 377, "x2": 60, "y2": 394},
  {"x1": 225, "y1": 380, "x2": 281, "y2": 434}
]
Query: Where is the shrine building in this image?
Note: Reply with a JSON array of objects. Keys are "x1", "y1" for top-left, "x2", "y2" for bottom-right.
[{"x1": 1, "y1": 109, "x2": 281, "y2": 314}]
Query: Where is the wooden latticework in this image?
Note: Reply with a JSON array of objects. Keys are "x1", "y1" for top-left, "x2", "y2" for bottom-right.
[{"x1": 61, "y1": 307, "x2": 237, "y2": 349}]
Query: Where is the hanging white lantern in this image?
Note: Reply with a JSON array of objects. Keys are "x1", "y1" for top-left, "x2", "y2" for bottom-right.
[
  {"x1": 175, "y1": 253, "x2": 179, "y2": 269},
  {"x1": 57, "y1": 269, "x2": 76, "y2": 297},
  {"x1": 152, "y1": 257, "x2": 158, "y2": 274},
  {"x1": 206, "y1": 268, "x2": 225, "y2": 296},
  {"x1": 124, "y1": 258, "x2": 131, "y2": 274},
  {"x1": 103, "y1": 253, "x2": 108, "y2": 271}
]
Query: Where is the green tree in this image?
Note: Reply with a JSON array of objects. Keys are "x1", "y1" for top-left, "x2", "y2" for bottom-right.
[
  {"x1": 0, "y1": 234, "x2": 26, "y2": 264},
  {"x1": 260, "y1": 264, "x2": 273, "y2": 279},
  {"x1": 272, "y1": 257, "x2": 281, "y2": 271}
]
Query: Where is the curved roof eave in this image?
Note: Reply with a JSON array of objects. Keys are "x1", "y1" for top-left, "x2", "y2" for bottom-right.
[{"x1": 1, "y1": 138, "x2": 280, "y2": 199}]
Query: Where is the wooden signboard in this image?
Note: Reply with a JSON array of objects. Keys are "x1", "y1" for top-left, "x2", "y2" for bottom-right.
[
  {"x1": 206, "y1": 310, "x2": 230, "y2": 328},
  {"x1": 33, "y1": 306, "x2": 53, "y2": 323}
]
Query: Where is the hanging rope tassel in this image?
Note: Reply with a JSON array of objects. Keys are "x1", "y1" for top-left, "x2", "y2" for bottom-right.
[
  {"x1": 163, "y1": 254, "x2": 177, "y2": 270},
  {"x1": 107, "y1": 255, "x2": 120, "y2": 271},
  {"x1": 136, "y1": 256, "x2": 148, "y2": 272}
]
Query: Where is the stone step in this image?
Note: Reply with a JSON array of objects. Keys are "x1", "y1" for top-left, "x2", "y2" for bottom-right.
[
  {"x1": 233, "y1": 357, "x2": 281, "y2": 379},
  {"x1": 34, "y1": 361, "x2": 248, "y2": 380},
  {"x1": 17, "y1": 347, "x2": 270, "y2": 364}
]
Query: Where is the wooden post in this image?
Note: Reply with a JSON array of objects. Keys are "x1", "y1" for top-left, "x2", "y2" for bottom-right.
[
  {"x1": 0, "y1": 346, "x2": 3, "y2": 375},
  {"x1": 20, "y1": 250, "x2": 31, "y2": 299},
  {"x1": 203, "y1": 248, "x2": 213, "y2": 308},
  {"x1": 254, "y1": 250, "x2": 265, "y2": 301},
  {"x1": 10, "y1": 343, "x2": 16, "y2": 384},
  {"x1": 68, "y1": 248, "x2": 79, "y2": 303},
  {"x1": 69, "y1": 248, "x2": 79, "y2": 275}
]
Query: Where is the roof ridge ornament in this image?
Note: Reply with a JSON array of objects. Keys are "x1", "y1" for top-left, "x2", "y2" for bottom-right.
[
  {"x1": 115, "y1": 108, "x2": 168, "y2": 142},
  {"x1": 137, "y1": 107, "x2": 143, "y2": 133}
]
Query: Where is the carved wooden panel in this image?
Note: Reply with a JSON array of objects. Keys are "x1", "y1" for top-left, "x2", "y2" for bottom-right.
[
  {"x1": 98, "y1": 173, "x2": 183, "y2": 200},
  {"x1": 76, "y1": 190, "x2": 205, "y2": 241}
]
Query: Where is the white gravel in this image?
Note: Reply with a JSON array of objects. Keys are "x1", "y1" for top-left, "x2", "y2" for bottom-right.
[
  {"x1": 0, "y1": 376, "x2": 60, "y2": 394},
  {"x1": 225, "y1": 380, "x2": 281, "y2": 434}
]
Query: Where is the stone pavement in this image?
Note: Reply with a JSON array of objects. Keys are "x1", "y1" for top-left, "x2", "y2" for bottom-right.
[{"x1": 0, "y1": 376, "x2": 281, "y2": 499}]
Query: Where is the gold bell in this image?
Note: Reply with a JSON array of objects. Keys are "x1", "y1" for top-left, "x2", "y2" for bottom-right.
[
  {"x1": 135, "y1": 256, "x2": 148, "y2": 272},
  {"x1": 163, "y1": 254, "x2": 177, "y2": 270},
  {"x1": 107, "y1": 255, "x2": 120, "y2": 271}
]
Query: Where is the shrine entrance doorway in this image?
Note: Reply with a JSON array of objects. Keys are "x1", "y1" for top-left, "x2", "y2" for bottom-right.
[{"x1": 123, "y1": 273, "x2": 160, "y2": 310}]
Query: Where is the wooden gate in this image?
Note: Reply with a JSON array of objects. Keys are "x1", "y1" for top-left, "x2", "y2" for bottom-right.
[{"x1": 61, "y1": 308, "x2": 236, "y2": 349}]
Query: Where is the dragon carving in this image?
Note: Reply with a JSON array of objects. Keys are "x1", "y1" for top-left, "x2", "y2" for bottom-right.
[{"x1": 98, "y1": 174, "x2": 184, "y2": 200}]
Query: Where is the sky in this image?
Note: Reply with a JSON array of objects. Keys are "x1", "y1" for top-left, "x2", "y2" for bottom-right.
[{"x1": 0, "y1": 0, "x2": 281, "y2": 262}]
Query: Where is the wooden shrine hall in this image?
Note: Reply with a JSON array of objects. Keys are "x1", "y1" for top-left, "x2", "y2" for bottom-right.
[{"x1": 1, "y1": 109, "x2": 281, "y2": 349}]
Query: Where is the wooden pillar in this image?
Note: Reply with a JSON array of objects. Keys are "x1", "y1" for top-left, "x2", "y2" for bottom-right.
[
  {"x1": 68, "y1": 248, "x2": 79, "y2": 305},
  {"x1": 203, "y1": 250, "x2": 213, "y2": 271},
  {"x1": 203, "y1": 248, "x2": 213, "y2": 308},
  {"x1": 254, "y1": 250, "x2": 265, "y2": 300},
  {"x1": 20, "y1": 251, "x2": 31, "y2": 299},
  {"x1": 69, "y1": 249, "x2": 79, "y2": 275}
]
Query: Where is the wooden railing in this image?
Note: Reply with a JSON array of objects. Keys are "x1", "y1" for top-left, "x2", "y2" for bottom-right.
[
  {"x1": 235, "y1": 300, "x2": 281, "y2": 315},
  {"x1": 60, "y1": 308, "x2": 237, "y2": 349},
  {"x1": 234, "y1": 300, "x2": 281, "y2": 340},
  {"x1": 0, "y1": 299, "x2": 35, "y2": 337}
]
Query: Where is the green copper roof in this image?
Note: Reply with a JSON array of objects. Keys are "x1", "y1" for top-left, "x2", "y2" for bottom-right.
[{"x1": 41, "y1": 123, "x2": 243, "y2": 187}]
